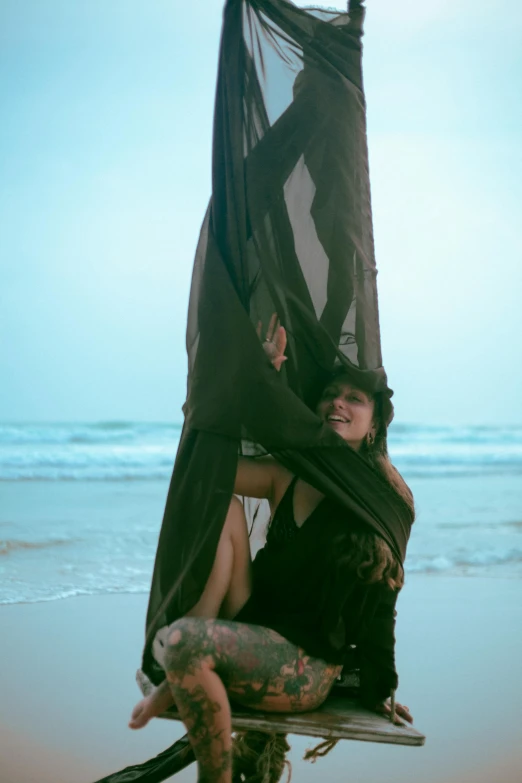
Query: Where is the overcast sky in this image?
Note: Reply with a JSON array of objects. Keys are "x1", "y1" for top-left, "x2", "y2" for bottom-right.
[{"x1": 1, "y1": 0, "x2": 521, "y2": 426}]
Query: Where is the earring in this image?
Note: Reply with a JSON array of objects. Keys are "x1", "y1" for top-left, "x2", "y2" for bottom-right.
[{"x1": 367, "y1": 431, "x2": 374, "y2": 446}]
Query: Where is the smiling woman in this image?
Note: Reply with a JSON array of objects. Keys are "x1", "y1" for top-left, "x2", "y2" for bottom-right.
[
  {"x1": 317, "y1": 377, "x2": 377, "y2": 449},
  {"x1": 120, "y1": 340, "x2": 414, "y2": 782},
  {"x1": 316, "y1": 369, "x2": 416, "y2": 513}
]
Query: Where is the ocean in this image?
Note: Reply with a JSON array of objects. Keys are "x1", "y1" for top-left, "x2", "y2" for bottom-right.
[{"x1": 1, "y1": 421, "x2": 521, "y2": 604}]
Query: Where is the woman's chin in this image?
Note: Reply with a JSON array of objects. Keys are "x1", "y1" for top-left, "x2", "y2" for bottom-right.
[
  {"x1": 326, "y1": 422, "x2": 351, "y2": 439},
  {"x1": 325, "y1": 423, "x2": 363, "y2": 450}
]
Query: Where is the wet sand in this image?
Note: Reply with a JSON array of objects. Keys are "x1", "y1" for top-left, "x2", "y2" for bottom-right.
[{"x1": 1, "y1": 576, "x2": 521, "y2": 783}]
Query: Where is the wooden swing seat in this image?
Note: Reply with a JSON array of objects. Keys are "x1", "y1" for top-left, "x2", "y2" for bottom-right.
[{"x1": 137, "y1": 670, "x2": 425, "y2": 747}]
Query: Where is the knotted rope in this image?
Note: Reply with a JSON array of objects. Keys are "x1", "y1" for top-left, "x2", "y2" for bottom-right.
[
  {"x1": 232, "y1": 730, "x2": 292, "y2": 783},
  {"x1": 303, "y1": 738, "x2": 339, "y2": 762}
]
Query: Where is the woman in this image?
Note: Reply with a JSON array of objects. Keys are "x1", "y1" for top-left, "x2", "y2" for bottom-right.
[{"x1": 128, "y1": 318, "x2": 414, "y2": 783}]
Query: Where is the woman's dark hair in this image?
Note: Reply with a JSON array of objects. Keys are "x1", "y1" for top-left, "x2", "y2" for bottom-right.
[
  {"x1": 333, "y1": 524, "x2": 406, "y2": 591},
  {"x1": 321, "y1": 370, "x2": 415, "y2": 591}
]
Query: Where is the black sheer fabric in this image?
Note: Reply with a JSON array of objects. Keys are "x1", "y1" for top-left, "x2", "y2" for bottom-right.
[
  {"x1": 143, "y1": 0, "x2": 412, "y2": 689},
  {"x1": 92, "y1": 2, "x2": 413, "y2": 781}
]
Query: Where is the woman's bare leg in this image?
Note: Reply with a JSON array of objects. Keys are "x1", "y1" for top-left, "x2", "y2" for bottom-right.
[
  {"x1": 163, "y1": 618, "x2": 341, "y2": 783},
  {"x1": 129, "y1": 496, "x2": 252, "y2": 730},
  {"x1": 166, "y1": 624, "x2": 233, "y2": 783},
  {"x1": 185, "y1": 495, "x2": 252, "y2": 620}
]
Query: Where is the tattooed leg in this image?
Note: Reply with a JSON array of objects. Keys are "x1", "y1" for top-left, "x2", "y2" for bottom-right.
[
  {"x1": 162, "y1": 617, "x2": 342, "y2": 781},
  {"x1": 207, "y1": 620, "x2": 342, "y2": 713},
  {"x1": 165, "y1": 621, "x2": 233, "y2": 783}
]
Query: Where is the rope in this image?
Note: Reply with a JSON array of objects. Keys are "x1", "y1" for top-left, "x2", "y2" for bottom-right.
[
  {"x1": 232, "y1": 730, "x2": 292, "y2": 783},
  {"x1": 303, "y1": 738, "x2": 339, "y2": 763}
]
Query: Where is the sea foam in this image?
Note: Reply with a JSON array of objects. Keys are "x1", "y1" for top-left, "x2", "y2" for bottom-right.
[{"x1": 1, "y1": 422, "x2": 521, "y2": 481}]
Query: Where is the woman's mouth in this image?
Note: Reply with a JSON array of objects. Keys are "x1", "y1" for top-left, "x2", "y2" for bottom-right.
[{"x1": 326, "y1": 414, "x2": 350, "y2": 424}]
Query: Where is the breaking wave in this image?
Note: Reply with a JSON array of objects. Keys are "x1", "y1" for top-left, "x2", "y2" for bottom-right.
[{"x1": 1, "y1": 422, "x2": 521, "y2": 480}]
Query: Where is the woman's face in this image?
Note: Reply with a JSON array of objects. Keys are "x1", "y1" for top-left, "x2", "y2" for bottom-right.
[{"x1": 316, "y1": 378, "x2": 376, "y2": 451}]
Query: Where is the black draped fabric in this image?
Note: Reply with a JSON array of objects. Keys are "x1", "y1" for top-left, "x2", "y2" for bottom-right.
[
  {"x1": 143, "y1": 0, "x2": 411, "y2": 683},
  {"x1": 142, "y1": 0, "x2": 413, "y2": 688},
  {"x1": 93, "y1": 2, "x2": 414, "y2": 781}
]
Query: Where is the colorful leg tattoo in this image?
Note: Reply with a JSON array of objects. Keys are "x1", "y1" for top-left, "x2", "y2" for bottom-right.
[{"x1": 163, "y1": 618, "x2": 341, "y2": 781}]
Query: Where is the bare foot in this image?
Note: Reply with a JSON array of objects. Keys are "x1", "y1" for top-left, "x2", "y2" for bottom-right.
[
  {"x1": 129, "y1": 695, "x2": 155, "y2": 729},
  {"x1": 128, "y1": 681, "x2": 174, "y2": 730}
]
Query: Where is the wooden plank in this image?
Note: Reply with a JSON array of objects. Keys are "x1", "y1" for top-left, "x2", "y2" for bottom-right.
[
  {"x1": 157, "y1": 698, "x2": 424, "y2": 746},
  {"x1": 137, "y1": 670, "x2": 425, "y2": 747}
]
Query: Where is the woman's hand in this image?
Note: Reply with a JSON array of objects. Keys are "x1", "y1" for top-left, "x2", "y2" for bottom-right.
[
  {"x1": 374, "y1": 699, "x2": 413, "y2": 726},
  {"x1": 257, "y1": 313, "x2": 287, "y2": 372}
]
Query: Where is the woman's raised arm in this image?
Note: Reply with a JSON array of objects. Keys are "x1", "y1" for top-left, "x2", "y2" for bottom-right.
[{"x1": 233, "y1": 315, "x2": 291, "y2": 501}]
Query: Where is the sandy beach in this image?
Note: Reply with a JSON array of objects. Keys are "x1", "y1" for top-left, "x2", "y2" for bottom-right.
[{"x1": 1, "y1": 575, "x2": 521, "y2": 783}]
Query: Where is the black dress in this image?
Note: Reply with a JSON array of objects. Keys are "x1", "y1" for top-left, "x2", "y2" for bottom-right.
[{"x1": 234, "y1": 477, "x2": 400, "y2": 707}]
